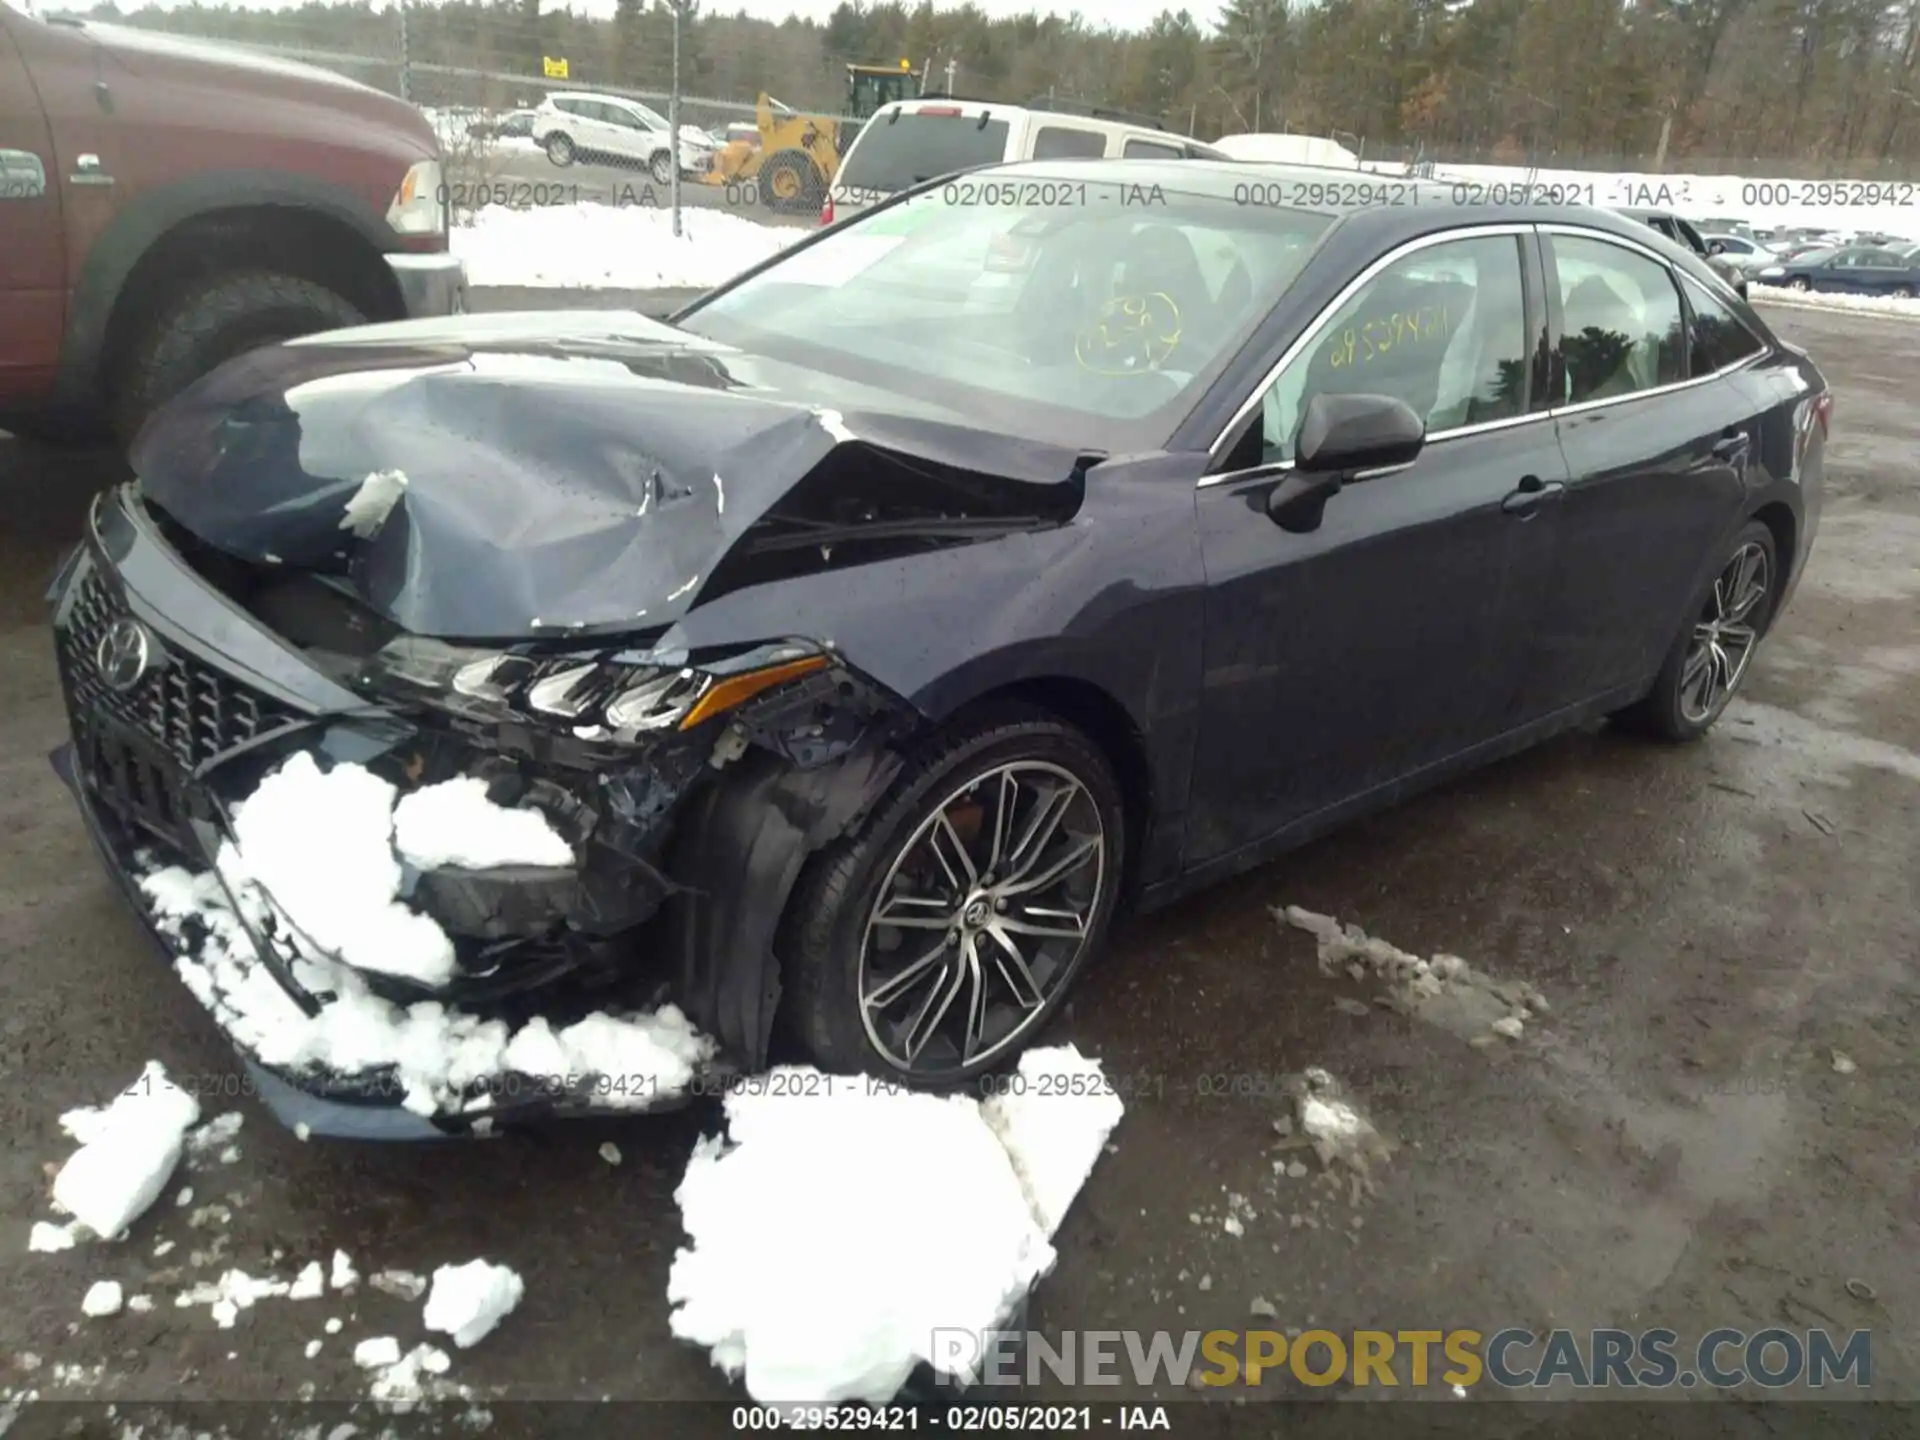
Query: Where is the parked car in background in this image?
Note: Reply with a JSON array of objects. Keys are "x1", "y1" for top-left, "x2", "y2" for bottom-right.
[
  {"x1": 49, "y1": 164, "x2": 1826, "y2": 1133},
  {"x1": 1700, "y1": 232, "x2": 1771, "y2": 275},
  {"x1": 468, "y1": 108, "x2": 537, "y2": 141},
  {"x1": 1696, "y1": 216, "x2": 1755, "y2": 241},
  {"x1": 532, "y1": 91, "x2": 715, "y2": 183},
  {"x1": 0, "y1": 1, "x2": 464, "y2": 444},
  {"x1": 824, "y1": 96, "x2": 1220, "y2": 224},
  {"x1": 1616, "y1": 208, "x2": 1749, "y2": 297},
  {"x1": 1754, "y1": 244, "x2": 1920, "y2": 297}
]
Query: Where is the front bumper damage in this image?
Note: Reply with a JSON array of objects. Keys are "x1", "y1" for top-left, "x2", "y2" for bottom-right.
[{"x1": 49, "y1": 487, "x2": 913, "y2": 1138}]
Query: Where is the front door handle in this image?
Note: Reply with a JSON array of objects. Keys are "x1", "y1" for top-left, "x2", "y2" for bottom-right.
[
  {"x1": 1501, "y1": 474, "x2": 1565, "y2": 516},
  {"x1": 1711, "y1": 430, "x2": 1751, "y2": 463}
]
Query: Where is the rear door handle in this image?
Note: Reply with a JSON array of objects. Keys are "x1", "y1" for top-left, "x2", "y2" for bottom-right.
[{"x1": 1501, "y1": 475, "x2": 1565, "y2": 516}]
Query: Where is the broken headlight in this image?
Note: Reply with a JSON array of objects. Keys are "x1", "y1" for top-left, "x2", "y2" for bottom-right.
[{"x1": 363, "y1": 636, "x2": 829, "y2": 741}]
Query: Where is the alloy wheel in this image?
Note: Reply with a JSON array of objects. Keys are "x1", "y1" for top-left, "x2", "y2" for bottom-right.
[
  {"x1": 650, "y1": 151, "x2": 674, "y2": 186},
  {"x1": 857, "y1": 760, "x2": 1108, "y2": 1076},
  {"x1": 546, "y1": 133, "x2": 575, "y2": 166},
  {"x1": 1788, "y1": 277, "x2": 1811, "y2": 291},
  {"x1": 1679, "y1": 541, "x2": 1771, "y2": 724}
]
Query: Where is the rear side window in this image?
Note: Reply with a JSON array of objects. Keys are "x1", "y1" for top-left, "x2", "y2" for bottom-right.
[
  {"x1": 838, "y1": 114, "x2": 1013, "y2": 193},
  {"x1": 1123, "y1": 138, "x2": 1183, "y2": 159},
  {"x1": 1033, "y1": 125, "x2": 1107, "y2": 159},
  {"x1": 1551, "y1": 235, "x2": 1685, "y2": 403},
  {"x1": 1682, "y1": 277, "x2": 1764, "y2": 375},
  {"x1": 554, "y1": 98, "x2": 583, "y2": 117}
]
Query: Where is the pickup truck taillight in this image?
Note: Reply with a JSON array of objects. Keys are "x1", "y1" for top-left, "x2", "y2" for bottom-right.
[
  {"x1": 820, "y1": 194, "x2": 834, "y2": 227},
  {"x1": 387, "y1": 159, "x2": 447, "y2": 237}
]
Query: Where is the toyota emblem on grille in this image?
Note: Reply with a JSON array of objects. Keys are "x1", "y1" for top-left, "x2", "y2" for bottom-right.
[{"x1": 96, "y1": 616, "x2": 156, "y2": 692}]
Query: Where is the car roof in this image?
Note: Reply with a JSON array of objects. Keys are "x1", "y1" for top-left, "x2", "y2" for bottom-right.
[{"x1": 867, "y1": 97, "x2": 1198, "y2": 139}]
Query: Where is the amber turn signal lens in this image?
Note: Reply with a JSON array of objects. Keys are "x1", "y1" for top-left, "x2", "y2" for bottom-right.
[{"x1": 677, "y1": 654, "x2": 829, "y2": 730}]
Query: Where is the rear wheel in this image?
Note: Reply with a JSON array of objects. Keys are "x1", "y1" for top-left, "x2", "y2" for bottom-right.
[
  {"x1": 758, "y1": 150, "x2": 818, "y2": 214},
  {"x1": 1615, "y1": 520, "x2": 1779, "y2": 742},
  {"x1": 781, "y1": 706, "x2": 1126, "y2": 1084},
  {"x1": 111, "y1": 271, "x2": 365, "y2": 445},
  {"x1": 1787, "y1": 276, "x2": 1812, "y2": 292},
  {"x1": 1892, "y1": 284, "x2": 1914, "y2": 300}
]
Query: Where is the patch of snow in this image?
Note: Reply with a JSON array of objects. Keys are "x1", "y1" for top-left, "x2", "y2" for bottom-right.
[
  {"x1": 152, "y1": 1239, "x2": 174, "y2": 1258},
  {"x1": 325, "y1": 1317, "x2": 344, "y2": 1334},
  {"x1": 450, "y1": 202, "x2": 800, "y2": 289},
  {"x1": 175, "y1": 1187, "x2": 192, "y2": 1207},
  {"x1": 29, "y1": 1221, "x2": 79, "y2": 1253},
  {"x1": 367, "y1": 1342, "x2": 460, "y2": 1402},
  {"x1": 127, "y1": 1294, "x2": 154, "y2": 1314},
  {"x1": 369, "y1": 1269, "x2": 429, "y2": 1302},
  {"x1": 393, "y1": 776, "x2": 574, "y2": 870},
  {"x1": 331, "y1": 1250, "x2": 359, "y2": 1290},
  {"x1": 50, "y1": 1062, "x2": 201, "y2": 1241},
  {"x1": 186, "y1": 1112, "x2": 244, "y2": 1159},
  {"x1": 339, "y1": 468, "x2": 409, "y2": 539},
  {"x1": 1832, "y1": 1050, "x2": 1858, "y2": 1074},
  {"x1": 979, "y1": 1045, "x2": 1124, "y2": 1238},
  {"x1": 82, "y1": 1281, "x2": 123, "y2": 1317},
  {"x1": 667, "y1": 1067, "x2": 1059, "y2": 1405},
  {"x1": 423, "y1": 1261, "x2": 524, "y2": 1348},
  {"x1": 1750, "y1": 284, "x2": 1920, "y2": 318},
  {"x1": 176, "y1": 1269, "x2": 291, "y2": 1327},
  {"x1": 1491, "y1": 1015, "x2": 1525, "y2": 1039},
  {"x1": 305, "y1": 1339, "x2": 323, "y2": 1359},
  {"x1": 599, "y1": 1141, "x2": 622, "y2": 1166},
  {"x1": 353, "y1": 1336, "x2": 402, "y2": 1369},
  {"x1": 289, "y1": 1261, "x2": 326, "y2": 1300},
  {"x1": 136, "y1": 753, "x2": 715, "y2": 1120}
]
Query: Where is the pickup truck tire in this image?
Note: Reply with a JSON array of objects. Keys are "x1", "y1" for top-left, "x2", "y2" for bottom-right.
[{"x1": 112, "y1": 271, "x2": 365, "y2": 444}]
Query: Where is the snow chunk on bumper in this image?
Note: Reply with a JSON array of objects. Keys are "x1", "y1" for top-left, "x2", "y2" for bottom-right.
[
  {"x1": 666, "y1": 1070, "x2": 1062, "y2": 1406},
  {"x1": 393, "y1": 776, "x2": 574, "y2": 870},
  {"x1": 220, "y1": 752, "x2": 454, "y2": 987}
]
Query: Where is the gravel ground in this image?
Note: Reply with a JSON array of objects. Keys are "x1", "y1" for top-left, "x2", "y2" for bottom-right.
[{"x1": 0, "y1": 303, "x2": 1914, "y2": 1436}]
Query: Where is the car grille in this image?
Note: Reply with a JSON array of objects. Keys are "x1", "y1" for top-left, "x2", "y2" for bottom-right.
[
  {"x1": 57, "y1": 563, "x2": 301, "y2": 855},
  {"x1": 58, "y1": 566, "x2": 298, "y2": 771}
]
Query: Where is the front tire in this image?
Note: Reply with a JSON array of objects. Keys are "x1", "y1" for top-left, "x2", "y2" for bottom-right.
[
  {"x1": 545, "y1": 132, "x2": 576, "y2": 166},
  {"x1": 781, "y1": 705, "x2": 1126, "y2": 1085},
  {"x1": 649, "y1": 149, "x2": 674, "y2": 186},
  {"x1": 111, "y1": 272, "x2": 365, "y2": 446},
  {"x1": 1615, "y1": 520, "x2": 1779, "y2": 742},
  {"x1": 1787, "y1": 276, "x2": 1812, "y2": 292},
  {"x1": 758, "y1": 149, "x2": 818, "y2": 213}
]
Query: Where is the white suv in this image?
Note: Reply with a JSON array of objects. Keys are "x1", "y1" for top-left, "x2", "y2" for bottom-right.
[
  {"x1": 533, "y1": 92, "x2": 714, "y2": 183},
  {"x1": 826, "y1": 98, "x2": 1222, "y2": 223}
]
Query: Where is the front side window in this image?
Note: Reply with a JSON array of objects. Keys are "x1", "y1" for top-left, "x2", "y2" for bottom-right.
[
  {"x1": 681, "y1": 182, "x2": 1334, "y2": 451},
  {"x1": 1254, "y1": 233, "x2": 1530, "y2": 464},
  {"x1": 1550, "y1": 234, "x2": 1685, "y2": 404},
  {"x1": 1123, "y1": 138, "x2": 1183, "y2": 159},
  {"x1": 1682, "y1": 276, "x2": 1764, "y2": 375}
]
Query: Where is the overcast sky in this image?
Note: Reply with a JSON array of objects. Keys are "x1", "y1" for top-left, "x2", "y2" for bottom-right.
[{"x1": 100, "y1": 0, "x2": 1199, "y2": 34}]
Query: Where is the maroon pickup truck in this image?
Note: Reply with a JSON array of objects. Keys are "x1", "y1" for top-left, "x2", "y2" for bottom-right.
[{"x1": 1, "y1": 1, "x2": 466, "y2": 442}]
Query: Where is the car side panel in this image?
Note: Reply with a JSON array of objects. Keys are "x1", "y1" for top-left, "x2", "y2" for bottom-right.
[
  {"x1": 655, "y1": 455, "x2": 1211, "y2": 892},
  {"x1": 0, "y1": 20, "x2": 65, "y2": 399}
]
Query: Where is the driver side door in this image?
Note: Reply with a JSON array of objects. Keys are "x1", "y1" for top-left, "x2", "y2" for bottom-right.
[{"x1": 1185, "y1": 226, "x2": 1571, "y2": 868}]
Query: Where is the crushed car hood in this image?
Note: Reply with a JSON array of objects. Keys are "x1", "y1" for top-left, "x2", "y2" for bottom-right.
[{"x1": 131, "y1": 311, "x2": 1095, "y2": 641}]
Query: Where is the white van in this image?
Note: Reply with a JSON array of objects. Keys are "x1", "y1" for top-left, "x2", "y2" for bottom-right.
[{"x1": 824, "y1": 98, "x2": 1222, "y2": 223}]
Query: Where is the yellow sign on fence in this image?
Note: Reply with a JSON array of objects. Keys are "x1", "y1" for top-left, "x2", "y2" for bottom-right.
[{"x1": 542, "y1": 56, "x2": 569, "y2": 79}]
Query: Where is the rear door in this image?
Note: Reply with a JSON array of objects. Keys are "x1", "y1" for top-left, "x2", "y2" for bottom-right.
[
  {"x1": 1514, "y1": 225, "x2": 1757, "y2": 716},
  {"x1": 1188, "y1": 226, "x2": 1567, "y2": 862},
  {"x1": 0, "y1": 15, "x2": 66, "y2": 398}
]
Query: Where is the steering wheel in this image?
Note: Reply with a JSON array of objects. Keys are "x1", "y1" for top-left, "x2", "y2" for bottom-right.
[{"x1": 1074, "y1": 292, "x2": 1183, "y2": 375}]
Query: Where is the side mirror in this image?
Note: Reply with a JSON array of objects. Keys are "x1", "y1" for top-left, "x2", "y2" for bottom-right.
[{"x1": 1267, "y1": 393, "x2": 1426, "y2": 533}]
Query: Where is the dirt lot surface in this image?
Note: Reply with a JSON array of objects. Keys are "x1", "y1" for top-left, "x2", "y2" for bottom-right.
[{"x1": 0, "y1": 303, "x2": 1913, "y2": 1437}]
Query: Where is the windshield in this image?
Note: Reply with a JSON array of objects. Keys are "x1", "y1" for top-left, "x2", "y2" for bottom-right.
[
  {"x1": 678, "y1": 178, "x2": 1335, "y2": 451},
  {"x1": 838, "y1": 114, "x2": 1014, "y2": 194}
]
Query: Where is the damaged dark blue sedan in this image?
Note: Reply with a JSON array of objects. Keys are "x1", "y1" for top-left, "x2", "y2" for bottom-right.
[{"x1": 49, "y1": 161, "x2": 1830, "y2": 1137}]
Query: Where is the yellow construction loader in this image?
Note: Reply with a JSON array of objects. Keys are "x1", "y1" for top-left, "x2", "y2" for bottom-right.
[{"x1": 702, "y1": 60, "x2": 923, "y2": 213}]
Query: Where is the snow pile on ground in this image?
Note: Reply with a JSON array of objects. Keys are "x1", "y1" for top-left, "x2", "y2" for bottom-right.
[
  {"x1": 136, "y1": 752, "x2": 712, "y2": 1119},
  {"x1": 46, "y1": 1062, "x2": 201, "y2": 1241},
  {"x1": 451, "y1": 201, "x2": 801, "y2": 289},
  {"x1": 979, "y1": 1046, "x2": 1125, "y2": 1238},
  {"x1": 394, "y1": 776, "x2": 574, "y2": 870},
  {"x1": 176, "y1": 1269, "x2": 292, "y2": 1329},
  {"x1": 1278, "y1": 904, "x2": 1549, "y2": 1045},
  {"x1": 1287, "y1": 1069, "x2": 1395, "y2": 1176},
  {"x1": 1749, "y1": 283, "x2": 1920, "y2": 318},
  {"x1": 423, "y1": 1260, "x2": 525, "y2": 1348},
  {"x1": 668, "y1": 1048, "x2": 1124, "y2": 1405}
]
